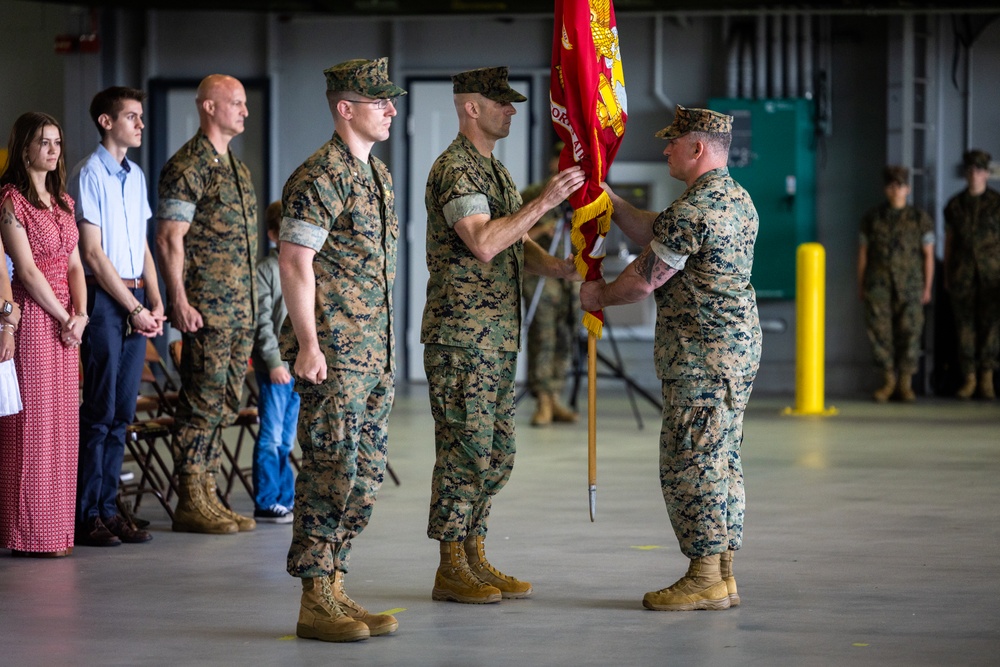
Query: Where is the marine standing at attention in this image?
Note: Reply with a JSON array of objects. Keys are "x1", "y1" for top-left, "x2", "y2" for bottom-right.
[{"x1": 421, "y1": 66, "x2": 585, "y2": 605}]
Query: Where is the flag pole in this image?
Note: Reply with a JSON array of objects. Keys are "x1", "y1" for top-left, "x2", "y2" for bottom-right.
[{"x1": 588, "y1": 331, "x2": 597, "y2": 521}]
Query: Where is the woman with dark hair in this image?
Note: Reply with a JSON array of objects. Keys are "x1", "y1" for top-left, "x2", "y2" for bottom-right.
[{"x1": 0, "y1": 112, "x2": 87, "y2": 557}]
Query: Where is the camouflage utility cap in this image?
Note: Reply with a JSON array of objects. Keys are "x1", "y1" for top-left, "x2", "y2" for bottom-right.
[
  {"x1": 452, "y1": 66, "x2": 527, "y2": 103},
  {"x1": 656, "y1": 105, "x2": 732, "y2": 139},
  {"x1": 963, "y1": 149, "x2": 991, "y2": 171},
  {"x1": 324, "y1": 57, "x2": 407, "y2": 99}
]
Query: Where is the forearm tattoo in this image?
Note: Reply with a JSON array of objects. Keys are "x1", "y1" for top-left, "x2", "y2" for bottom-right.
[
  {"x1": 632, "y1": 247, "x2": 658, "y2": 285},
  {"x1": 631, "y1": 246, "x2": 675, "y2": 287}
]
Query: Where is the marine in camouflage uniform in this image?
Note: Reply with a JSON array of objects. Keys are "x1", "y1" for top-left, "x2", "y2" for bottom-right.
[
  {"x1": 156, "y1": 74, "x2": 258, "y2": 534},
  {"x1": 521, "y1": 179, "x2": 579, "y2": 426},
  {"x1": 423, "y1": 130, "x2": 524, "y2": 543},
  {"x1": 421, "y1": 66, "x2": 585, "y2": 604},
  {"x1": 944, "y1": 149, "x2": 1000, "y2": 399},
  {"x1": 581, "y1": 105, "x2": 760, "y2": 612},
  {"x1": 858, "y1": 166, "x2": 935, "y2": 402},
  {"x1": 279, "y1": 58, "x2": 405, "y2": 643}
]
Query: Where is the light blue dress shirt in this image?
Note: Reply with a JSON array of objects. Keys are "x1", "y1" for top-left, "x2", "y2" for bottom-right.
[{"x1": 68, "y1": 144, "x2": 152, "y2": 279}]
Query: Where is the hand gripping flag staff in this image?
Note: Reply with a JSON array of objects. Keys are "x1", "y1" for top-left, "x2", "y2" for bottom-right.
[{"x1": 550, "y1": 0, "x2": 627, "y2": 521}]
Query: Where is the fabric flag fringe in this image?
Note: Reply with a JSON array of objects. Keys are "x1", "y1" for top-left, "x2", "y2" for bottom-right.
[{"x1": 569, "y1": 189, "x2": 612, "y2": 339}]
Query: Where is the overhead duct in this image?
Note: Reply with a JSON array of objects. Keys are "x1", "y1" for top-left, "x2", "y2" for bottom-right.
[
  {"x1": 786, "y1": 14, "x2": 799, "y2": 98},
  {"x1": 756, "y1": 14, "x2": 768, "y2": 99},
  {"x1": 771, "y1": 14, "x2": 784, "y2": 97},
  {"x1": 727, "y1": 13, "x2": 818, "y2": 101}
]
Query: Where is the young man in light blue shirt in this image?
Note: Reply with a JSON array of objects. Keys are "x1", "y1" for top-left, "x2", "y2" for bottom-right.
[{"x1": 69, "y1": 86, "x2": 166, "y2": 547}]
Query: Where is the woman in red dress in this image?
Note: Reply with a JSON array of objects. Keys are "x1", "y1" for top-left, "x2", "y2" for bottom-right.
[{"x1": 0, "y1": 112, "x2": 88, "y2": 557}]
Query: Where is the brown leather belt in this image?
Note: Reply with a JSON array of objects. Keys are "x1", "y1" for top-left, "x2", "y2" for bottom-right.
[{"x1": 86, "y1": 275, "x2": 145, "y2": 289}]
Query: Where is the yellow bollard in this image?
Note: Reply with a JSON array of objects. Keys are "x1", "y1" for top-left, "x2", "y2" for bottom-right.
[{"x1": 784, "y1": 242, "x2": 837, "y2": 416}]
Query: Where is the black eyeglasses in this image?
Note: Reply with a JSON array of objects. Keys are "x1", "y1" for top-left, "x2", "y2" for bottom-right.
[{"x1": 345, "y1": 97, "x2": 398, "y2": 110}]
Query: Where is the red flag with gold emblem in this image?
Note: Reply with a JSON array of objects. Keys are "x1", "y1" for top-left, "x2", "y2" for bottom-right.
[
  {"x1": 550, "y1": 0, "x2": 627, "y2": 521},
  {"x1": 550, "y1": 0, "x2": 627, "y2": 339}
]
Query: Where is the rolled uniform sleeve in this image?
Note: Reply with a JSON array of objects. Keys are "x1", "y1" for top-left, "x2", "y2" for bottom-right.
[
  {"x1": 653, "y1": 200, "x2": 705, "y2": 261},
  {"x1": 650, "y1": 239, "x2": 689, "y2": 271},
  {"x1": 281, "y1": 174, "x2": 343, "y2": 249},
  {"x1": 443, "y1": 193, "x2": 490, "y2": 226},
  {"x1": 156, "y1": 166, "x2": 201, "y2": 223}
]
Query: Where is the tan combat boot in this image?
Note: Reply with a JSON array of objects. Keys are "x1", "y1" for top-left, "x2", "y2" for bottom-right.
[
  {"x1": 297, "y1": 576, "x2": 370, "y2": 643},
  {"x1": 642, "y1": 553, "x2": 731, "y2": 611},
  {"x1": 531, "y1": 393, "x2": 553, "y2": 427},
  {"x1": 956, "y1": 373, "x2": 977, "y2": 399},
  {"x1": 872, "y1": 370, "x2": 897, "y2": 403},
  {"x1": 897, "y1": 373, "x2": 916, "y2": 402},
  {"x1": 550, "y1": 396, "x2": 579, "y2": 423},
  {"x1": 979, "y1": 370, "x2": 995, "y2": 400},
  {"x1": 432, "y1": 541, "x2": 502, "y2": 604},
  {"x1": 720, "y1": 550, "x2": 740, "y2": 607},
  {"x1": 201, "y1": 472, "x2": 256, "y2": 531},
  {"x1": 171, "y1": 474, "x2": 238, "y2": 534},
  {"x1": 464, "y1": 534, "x2": 533, "y2": 599},
  {"x1": 331, "y1": 570, "x2": 398, "y2": 636}
]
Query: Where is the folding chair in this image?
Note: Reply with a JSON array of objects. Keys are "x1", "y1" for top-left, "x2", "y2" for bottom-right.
[
  {"x1": 142, "y1": 339, "x2": 179, "y2": 414},
  {"x1": 121, "y1": 416, "x2": 178, "y2": 519},
  {"x1": 136, "y1": 362, "x2": 174, "y2": 418},
  {"x1": 218, "y1": 365, "x2": 261, "y2": 505}
]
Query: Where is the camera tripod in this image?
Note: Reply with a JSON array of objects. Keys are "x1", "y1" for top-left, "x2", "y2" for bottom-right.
[{"x1": 516, "y1": 212, "x2": 662, "y2": 429}]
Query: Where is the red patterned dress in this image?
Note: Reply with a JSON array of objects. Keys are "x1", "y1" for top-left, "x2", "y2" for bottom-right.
[{"x1": 0, "y1": 185, "x2": 80, "y2": 554}]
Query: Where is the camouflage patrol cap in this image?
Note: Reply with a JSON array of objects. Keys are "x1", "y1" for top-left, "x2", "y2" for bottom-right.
[
  {"x1": 962, "y1": 149, "x2": 991, "y2": 171},
  {"x1": 452, "y1": 66, "x2": 527, "y2": 103},
  {"x1": 324, "y1": 57, "x2": 407, "y2": 99},
  {"x1": 655, "y1": 105, "x2": 732, "y2": 139},
  {"x1": 883, "y1": 165, "x2": 909, "y2": 186}
]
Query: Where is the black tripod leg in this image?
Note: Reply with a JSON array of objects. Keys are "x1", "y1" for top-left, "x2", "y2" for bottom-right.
[
  {"x1": 595, "y1": 347, "x2": 663, "y2": 412},
  {"x1": 601, "y1": 322, "x2": 645, "y2": 429},
  {"x1": 514, "y1": 382, "x2": 530, "y2": 406}
]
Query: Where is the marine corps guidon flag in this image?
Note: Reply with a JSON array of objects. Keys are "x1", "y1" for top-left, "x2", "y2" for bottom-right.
[
  {"x1": 550, "y1": 0, "x2": 627, "y2": 340},
  {"x1": 550, "y1": 0, "x2": 627, "y2": 520}
]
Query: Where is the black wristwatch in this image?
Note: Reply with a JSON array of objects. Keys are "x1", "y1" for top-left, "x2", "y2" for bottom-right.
[{"x1": 1, "y1": 300, "x2": 11, "y2": 317}]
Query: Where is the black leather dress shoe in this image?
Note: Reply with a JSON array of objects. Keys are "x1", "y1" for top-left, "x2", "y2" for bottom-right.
[
  {"x1": 75, "y1": 516, "x2": 122, "y2": 547},
  {"x1": 103, "y1": 514, "x2": 153, "y2": 544}
]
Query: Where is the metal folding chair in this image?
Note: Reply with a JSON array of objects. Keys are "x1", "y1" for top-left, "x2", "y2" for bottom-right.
[{"x1": 121, "y1": 416, "x2": 178, "y2": 519}]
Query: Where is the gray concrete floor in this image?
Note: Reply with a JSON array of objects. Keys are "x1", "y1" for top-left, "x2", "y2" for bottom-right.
[{"x1": 2, "y1": 385, "x2": 999, "y2": 666}]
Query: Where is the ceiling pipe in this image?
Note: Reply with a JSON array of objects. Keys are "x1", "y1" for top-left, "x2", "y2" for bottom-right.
[
  {"x1": 787, "y1": 13, "x2": 799, "y2": 98},
  {"x1": 756, "y1": 13, "x2": 767, "y2": 98},
  {"x1": 740, "y1": 30, "x2": 754, "y2": 98},
  {"x1": 725, "y1": 17, "x2": 740, "y2": 98},
  {"x1": 771, "y1": 13, "x2": 784, "y2": 98},
  {"x1": 802, "y1": 14, "x2": 814, "y2": 99},
  {"x1": 653, "y1": 14, "x2": 675, "y2": 109}
]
